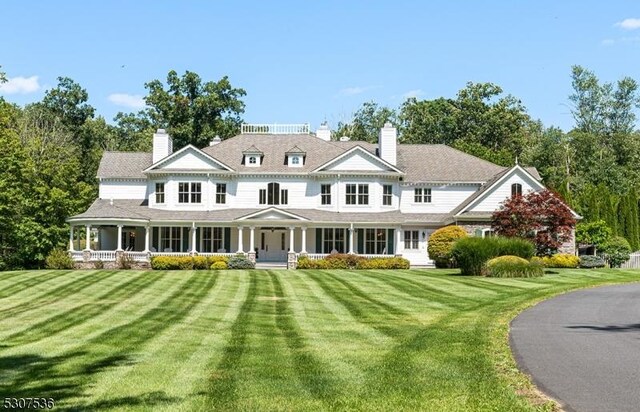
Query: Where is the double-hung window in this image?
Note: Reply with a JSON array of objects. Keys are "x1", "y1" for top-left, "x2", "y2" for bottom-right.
[
  {"x1": 155, "y1": 183, "x2": 165, "y2": 204},
  {"x1": 216, "y1": 183, "x2": 226, "y2": 204},
  {"x1": 511, "y1": 183, "x2": 522, "y2": 197},
  {"x1": 178, "y1": 182, "x2": 202, "y2": 203},
  {"x1": 346, "y1": 184, "x2": 369, "y2": 205},
  {"x1": 321, "y1": 184, "x2": 331, "y2": 205},
  {"x1": 346, "y1": 184, "x2": 357, "y2": 205},
  {"x1": 259, "y1": 182, "x2": 287, "y2": 205},
  {"x1": 414, "y1": 187, "x2": 432, "y2": 203},
  {"x1": 404, "y1": 230, "x2": 419, "y2": 250},
  {"x1": 382, "y1": 184, "x2": 392, "y2": 206}
]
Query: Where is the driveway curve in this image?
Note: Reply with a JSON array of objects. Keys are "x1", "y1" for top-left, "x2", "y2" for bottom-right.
[{"x1": 510, "y1": 282, "x2": 640, "y2": 412}]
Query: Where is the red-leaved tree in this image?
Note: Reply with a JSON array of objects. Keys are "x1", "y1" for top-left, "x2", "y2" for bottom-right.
[{"x1": 491, "y1": 189, "x2": 576, "y2": 256}]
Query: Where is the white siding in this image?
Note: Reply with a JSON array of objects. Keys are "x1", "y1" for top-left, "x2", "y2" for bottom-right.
[
  {"x1": 399, "y1": 184, "x2": 479, "y2": 214},
  {"x1": 99, "y1": 180, "x2": 147, "y2": 200},
  {"x1": 326, "y1": 151, "x2": 387, "y2": 171},
  {"x1": 470, "y1": 171, "x2": 541, "y2": 212}
]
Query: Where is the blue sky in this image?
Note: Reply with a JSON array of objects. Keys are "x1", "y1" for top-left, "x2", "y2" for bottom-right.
[{"x1": 1, "y1": 1, "x2": 639, "y2": 131}]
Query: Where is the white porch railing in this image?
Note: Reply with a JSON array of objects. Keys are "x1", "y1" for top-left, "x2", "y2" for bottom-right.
[
  {"x1": 301, "y1": 253, "x2": 395, "y2": 260},
  {"x1": 620, "y1": 252, "x2": 640, "y2": 269},
  {"x1": 70, "y1": 251, "x2": 84, "y2": 261},
  {"x1": 150, "y1": 252, "x2": 190, "y2": 257},
  {"x1": 241, "y1": 123, "x2": 310, "y2": 134},
  {"x1": 303, "y1": 254, "x2": 328, "y2": 260},
  {"x1": 358, "y1": 254, "x2": 396, "y2": 259},
  {"x1": 90, "y1": 251, "x2": 116, "y2": 261},
  {"x1": 199, "y1": 252, "x2": 237, "y2": 258},
  {"x1": 125, "y1": 252, "x2": 150, "y2": 262}
]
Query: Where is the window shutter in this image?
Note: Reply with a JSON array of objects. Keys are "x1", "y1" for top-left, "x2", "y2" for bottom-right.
[
  {"x1": 315, "y1": 228, "x2": 322, "y2": 253},
  {"x1": 224, "y1": 227, "x2": 231, "y2": 252},
  {"x1": 357, "y1": 229, "x2": 364, "y2": 254},
  {"x1": 195, "y1": 228, "x2": 201, "y2": 252},
  {"x1": 387, "y1": 229, "x2": 395, "y2": 255}
]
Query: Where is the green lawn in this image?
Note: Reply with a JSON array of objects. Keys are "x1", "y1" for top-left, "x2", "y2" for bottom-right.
[{"x1": 1, "y1": 269, "x2": 640, "y2": 411}]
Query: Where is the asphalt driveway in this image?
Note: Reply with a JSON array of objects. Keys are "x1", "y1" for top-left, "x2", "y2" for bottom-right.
[{"x1": 510, "y1": 282, "x2": 640, "y2": 412}]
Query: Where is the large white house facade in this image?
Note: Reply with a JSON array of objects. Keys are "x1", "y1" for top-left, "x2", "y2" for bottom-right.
[{"x1": 68, "y1": 123, "x2": 574, "y2": 268}]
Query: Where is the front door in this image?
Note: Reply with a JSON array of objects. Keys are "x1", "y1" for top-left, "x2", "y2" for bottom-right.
[{"x1": 258, "y1": 229, "x2": 287, "y2": 261}]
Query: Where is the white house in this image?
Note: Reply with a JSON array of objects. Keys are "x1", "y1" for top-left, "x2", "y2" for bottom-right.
[{"x1": 67, "y1": 123, "x2": 574, "y2": 268}]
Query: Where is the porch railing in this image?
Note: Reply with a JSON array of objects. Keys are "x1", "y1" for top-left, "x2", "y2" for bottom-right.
[
  {"x1": 150, "y1": 252, "x2": 190, "y2": 257},
  {"x1": 70, "y1": 251, "x2": 84, "y2": 261},
  {"x1": 90, "y1": 251, "x2": 116, "y2": 261},
  {"x1": 241, "y1": 123, "x2": 310, "y2": 134},
  {"x1": 301, "y1": 253, "x2": 396, "y2": 260},
  {"x1": 304, "y1": 254, "x2": 328, "y2": 260},
  {"x1": 199, "y1": 252, "x2": 237, "y2": 258},
  {"x1": 125, "y1": 252, "x2": 150, "y2": 262}
]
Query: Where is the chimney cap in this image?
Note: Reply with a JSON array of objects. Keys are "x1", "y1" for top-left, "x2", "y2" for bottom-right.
[
  {"x1": 156, "y1": 128, "x2": 167, "y2": 134},
  {"x1": 383, "y1": 122, "x2": 394, "y2": 128}
]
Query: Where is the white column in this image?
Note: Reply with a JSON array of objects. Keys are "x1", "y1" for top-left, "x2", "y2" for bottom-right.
[
  {"x1": 301, "y1": 227, "x2": 307, "y2": 253},
  {"x1": 191, "y1": 224, "x2": 197, "y2": 253},
  {"x1": 85, "y1": 224, "x2": 91, "y2": 251},
  {"x1": 348, "y1": 228, "x2": 355, "y2": 254},
  {"x1": 249, "y1": 226, "x2": 255, "y2": 253},
  {"x1": 144, "y1": 226, "x2": 150, "y2": 252},
  {"x1": 116, "y1": 224, "x2": 123, "y2": 251},
  {"x1": 69, "y1": 226, "x2": 74, "y2": 251},
  {"x1": 395, "y1": 227, "x2": 403, "y2": 255},
  {"x1": 289, "y1": 226, "x2": 295, "y2": 253},
  {"x1": 237, "y1": 226, "x2": 244, "y2": 253}
]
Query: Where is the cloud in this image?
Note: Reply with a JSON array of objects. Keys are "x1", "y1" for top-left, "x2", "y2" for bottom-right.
[
  {"x1": 108, "y1": 93, "x2": 145, "y2": 109},
  {"x1": 0, "y1": 75, "x2": 40, "y2": 94},
  {"x1": 600, "y1": 36, "x2": 640, "y2": 46},
  {"x1": 338, "y1": 86, "x2": 372, "y2": 96},
  {"x1": 402, "y1": 89, "x2": 424, "y2": 99},
  {"x1": 615, "y1": 18, "x2": 640, "y2": 30}
]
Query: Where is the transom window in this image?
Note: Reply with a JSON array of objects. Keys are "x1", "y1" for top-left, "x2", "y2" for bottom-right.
[
  {"x1": 178, "y1": 182, "x2": 202, "y2": 203},
  {"x1": 216, "y1": 183, "x2": 226, "y2": 204},
  {"x1": 321, "y1": 184, "x2": 331, "y2": 205},
  {"x1": 259, "y1": 182, "x2": 288, "y2": 205},
  {"x1": 346, "y1": 184, "x2": 369, "y2": 205},
  {"x1": 511, "y1": 183, "x2": 522, "y2": 197},
  {"x1": 155, "y1": 182, "x2": 165, "y2": 204},
  {"x1": 382, "y1": 184, "x2": 392, "y2": 206},
  {"x1": 414, "y1": 188, "x2": 432, "y2": 203},
  {"x1": 404, "y1": 230, "x2": 419, "y2": 250}
]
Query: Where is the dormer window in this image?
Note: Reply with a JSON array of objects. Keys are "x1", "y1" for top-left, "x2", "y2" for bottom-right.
[
  {"x1": 243, "y1": 145, "x2": 263, "y2": 168},
  {"x1": 511, "y1": 183, "x2": 523, "y2": 197},
  {"x1": 286, "y1": 145, "x2": 306, "y2": 168}
]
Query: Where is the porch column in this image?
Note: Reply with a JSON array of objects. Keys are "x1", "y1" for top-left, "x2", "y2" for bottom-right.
[
  {"x1": 348, "y1": 227, "x2": 355, "y2": 254},
  {"x1": 116, "y1": 224, "x2": 123, "y2": 251},
  {"x1": 237, "y1": 226, "x2": 244, "y2": 253},
  {"x1": 84, "y1": 224, "x2": 91, "y2": 251},
  {"x1": 144, "y1": 226, "x2": 150, "y2": 252},
  {"x1": 190, "y1": 224, "x2": 197, "y2": 253},
  {"x1": 249, "y1": 226, "x2": 255, "y2": 252},
  {"x1": 395, "y1": 226, "x2": 403, "y2": 256},
  {"x1": 69, "y1": 225, "x2": 75, "y2": 251},
  {"x1": 289, "y1": 226, "x2": 295, "y2": 252},
  {"x1": 300, "y1": 227, "x2": 307, "y2": 253}
]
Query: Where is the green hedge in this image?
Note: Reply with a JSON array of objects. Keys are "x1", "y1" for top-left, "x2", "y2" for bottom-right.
[
  {"x1": 451, "y1": 237, "x2": 535, "y2": 276},
  {"x1": 484, "y1": 255, "x2": 544, "y2": 278},
  {"x1": 227, "y1": 256, "x2": 255, "y2": 269},
  {"x1": 150, "y1": 255, "x2": 230, "y2": 270},
  {"x1": 45, "y1": 249, "x2": 75, "y2": 269},
  {"x1": 427, "y1": 226, "x2": 468, "y2": 268},
  {"x1": 531, "y1": 253, "x2": 580, "y2": 268},
  {"x1": 297, "y1": 255, "x2": 409, "y2": 270},
  {"x1": 579, "y1": 255, "x2": 606, "y2": 269}
]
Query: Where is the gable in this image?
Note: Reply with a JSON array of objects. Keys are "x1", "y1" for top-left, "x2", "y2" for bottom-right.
[
  {"x1": 236, "y1": 208, "x2": 309, "y2": 221},
  {"x1": 314, "y1": 146, "x2": 402, "y2": 173},
  {"x1": 467, "y1": 168, "x2": 544, "y2": 213},
  {"x1": 145, "y1": 145, "x2": 233, "y2": 172}
]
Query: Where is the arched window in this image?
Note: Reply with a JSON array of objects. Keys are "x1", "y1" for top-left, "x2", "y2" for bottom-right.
[
  {"x1": 511, "y1": 183, "x2": 522, "y2": 197},
  {"x1": 268, "y1": 182, "x2": 280, "y2": 205}
]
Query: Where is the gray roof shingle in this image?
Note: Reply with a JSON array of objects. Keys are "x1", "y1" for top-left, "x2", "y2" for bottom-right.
[{"x1": 97, "y1": 152, "x2": 152, "y2": 179}]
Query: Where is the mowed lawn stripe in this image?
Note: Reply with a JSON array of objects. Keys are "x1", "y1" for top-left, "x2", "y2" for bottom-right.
[
  {"x1": 3, "y1": 271, "x2": 164, "y2": 346},
  {"x1": 0, "y1": 272, "x2": 216, "y2": 406},
  {"x1": 0, "y1": 270, "x2": 123, "y2": 322},
  {"x1": 0, "y1": 270, "x2": 73, "y2": 299}
]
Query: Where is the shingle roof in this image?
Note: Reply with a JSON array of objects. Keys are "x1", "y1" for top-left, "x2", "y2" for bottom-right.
[
  {"x1": 98, "y1": 134, "x2": 542, "y2": 184},
  {"x1": 69, "y1": 199, "x2": 452, "y2": 225},
  {"x1": 97, "y1": 152, "x2": 152, "y2": 179}
]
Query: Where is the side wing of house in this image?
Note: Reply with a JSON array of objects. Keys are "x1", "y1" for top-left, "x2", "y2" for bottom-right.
[{"x1": 465, "y1": 167, "x2": 542, "y2": 213}]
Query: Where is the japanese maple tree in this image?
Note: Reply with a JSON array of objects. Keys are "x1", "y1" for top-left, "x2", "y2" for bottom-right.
[{"x1": 491, "y1": 189, "x2": 576, "y2": 256}]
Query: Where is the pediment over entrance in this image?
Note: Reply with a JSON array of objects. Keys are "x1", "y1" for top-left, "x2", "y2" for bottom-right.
[{"x1": 236, "y1": 207, "x2": 309, "y2": 221}]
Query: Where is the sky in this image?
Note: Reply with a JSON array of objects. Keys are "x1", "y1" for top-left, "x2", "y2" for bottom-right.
[{"x1": 1, "y1": 0, "x2": 639, "y2": 132}]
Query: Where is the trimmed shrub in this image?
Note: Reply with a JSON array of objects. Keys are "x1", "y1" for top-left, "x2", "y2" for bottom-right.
[
  {"x1": 207, "y1": 255, "x2": 229, "y2": 265},
  {"x1": 451, "y1": 236, "x2": 535, "y2": 276},
  {"x1": 544, "y1": 253, "x2": 580, "y2": 268},
  {"x1": 579, "y1": 255, "x2": 606, "y2": 269},
  {"x1": 428, "y1": 226, "x2": 468, "y2": 268},
  {"x1": 325, "y1": 253, "x2": 364, "y2": 269},
  {"x1": 193, "y1": 256, "x2": 209, "y2": 270},
  {"x1": 356, "y1": 257, "x2": 410, "y2": 269},
  {"x1": 227, "y1": 256, "x2": 255, "y2": 269},
  {"x1": 485, "y1": 255, "x2": 544, "y2": 278},
  {"x1": 45, "y1": 249, "x2": 75, "y2": 269},
  {"x1": 601, "y1": 236, "x2": 632, "y2": 268},
  {"x1": 150, "y1": 256, "x2": 193, "y2": 270},
  {"x1": 210, "y1": 261, "x2": 228, "y2": 270}
]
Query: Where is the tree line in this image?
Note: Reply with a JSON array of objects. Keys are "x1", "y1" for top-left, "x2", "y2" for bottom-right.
[{"x1": 0, "y1": 65, "x2": 638, "y2": 269}]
